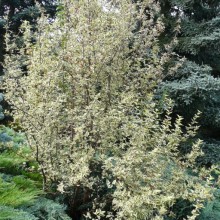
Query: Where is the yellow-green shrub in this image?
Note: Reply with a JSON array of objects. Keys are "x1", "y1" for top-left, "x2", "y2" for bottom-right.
[{"x1": 4, "y1": 0, "x2": 216, "y2": 219}]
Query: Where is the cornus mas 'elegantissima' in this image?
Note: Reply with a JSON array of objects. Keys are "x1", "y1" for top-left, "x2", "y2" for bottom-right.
[{"x1": 4, "y1": 0, "x2": 216, "y2": 219}]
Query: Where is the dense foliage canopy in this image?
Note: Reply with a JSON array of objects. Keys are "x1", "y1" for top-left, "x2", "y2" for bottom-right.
[{"x1": 3, "y1": 0, "x2": 218, "y2": 219}]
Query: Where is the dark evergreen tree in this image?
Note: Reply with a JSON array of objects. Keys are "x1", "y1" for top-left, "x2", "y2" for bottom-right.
[
  {"x1": 158, "y1": 0, "x2": 220, "y2": 167},
  {"x1": 155, "y1": 2, "x2": 220, "y2": 219}
]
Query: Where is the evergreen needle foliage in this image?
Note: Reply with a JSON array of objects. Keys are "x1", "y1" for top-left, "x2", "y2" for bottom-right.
[
  {"x1": 198, "y1": 189, "x2": 220, "y2": 220},
  {"x1": 0, "y1": 205, "x2": 37, "y2": 220},
  {"x1": 4, "y1": 0, "x2": 216, "y2": 219},
  {"x1": 0, "y1": 176, "x2": 40, "y2": 207},
  {"x1": 0, "y1": 125, "x2": 71, "y2": 219},
  {"x1": 21, "y1": 197, "x2": 72, "y2": 220},
  {"x1": 0, "y1": 125, "x2": 41, "y2": 219},
  {"x1": 158, "y1": 0, "x2": 220, "y2": 140}
]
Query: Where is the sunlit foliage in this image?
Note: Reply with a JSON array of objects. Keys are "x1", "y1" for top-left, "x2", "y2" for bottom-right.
[{"x1": 4, "y1": 0, "x2": 216, "y2": 219}]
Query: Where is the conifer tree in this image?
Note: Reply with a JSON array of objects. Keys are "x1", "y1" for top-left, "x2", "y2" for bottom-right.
[{"x1": 158, "y1": 0, "x2": 220, "y2": 167}]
